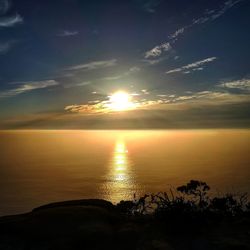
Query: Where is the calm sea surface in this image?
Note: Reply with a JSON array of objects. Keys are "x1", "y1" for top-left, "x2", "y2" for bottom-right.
[{"x1": 0, "y1": 129, "x2": 249, "y2": 216}]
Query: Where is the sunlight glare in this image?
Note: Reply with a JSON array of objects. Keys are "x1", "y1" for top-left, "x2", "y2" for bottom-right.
[{"x1": 108, "y1": 91, "x2": 135, "y2": 111}]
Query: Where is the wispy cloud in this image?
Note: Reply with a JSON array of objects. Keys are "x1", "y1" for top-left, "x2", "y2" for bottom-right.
[
  {"x1": 217, "y1": 78, "x2": 250, "y2": 92},
  {"x1": 64, "y1": 77, "x2": 250, "y2": 115},
  {"x1": 144, "y1": 0, "x2": 243, "y2": 60},
  {"x1": 154, "y1": 78, "x2": 250, "y2": 106},
  {"x1": 64, "y1": 86, "x2": 250, "y2": 115},
  {"x1": 65, "y1": 103, "x2": 107, "y2": 114},
  {"x1": 64, "y1": 99, "x2": 160, "y2": 114},
  {"x1": 169, "y1": 0, "x2": 244, "y2": 41},
  {"x1": 172, "y1": 90, "x2": 250, "y2": 106},
  {"x1": 0, "y1": 80, "x2": 58, "y2": 98},
  {"x1": 182, "y1": 57, "x2": 217, "y2": 69},
  {"x1": 193, "y1": 0, "x2": 243, "y2": 25},
  {"x1": 175, "y1": 91, "x2": 232, "y2": 103},
  {"x1": 0, "y1": 41, "x2": 11, "y2": 54},
  {"x1": 0, "y1": 13, "x2": 23, "y2": 27},
  {"x1": 57, "y1": 30, "x2": 79, "y2": 37},
  {"x1": 166, "y1": 57, "x2": 217, "y2": 74},
  {"x1": 139, "y1": 0, "x2": 162, "y2": 13},
  {"x1": 142, "y1": 57, "x2": 166, "y2": 65},
  {"x1": 145, "y1": 42, "x2": 172, "y2": 59},
  {"x1": 169, "y1": 27, "x2": 186, "y2": 40},
  {"x1": 64, "y1": 81, "x2": 91, "y2": 89},
  {"x1": 0, "y1": 0, "x2": 11, "y2": 15},
  {"x1": 102, "y1": 66, "x2": 140, "y2": 81},
  {"x1": 152, "y1": 89, "x2": 250, "y2": 108},
  {"x1": 64, "y1": 90, "x2": 160, "y2": 114},
  {"x1": 66, "y1": 59, "x2": 117, "y2": 71}
]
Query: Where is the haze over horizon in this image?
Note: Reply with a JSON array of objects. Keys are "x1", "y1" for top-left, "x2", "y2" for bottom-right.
[{"x1": 0, "y1": 0, "x2": 250, "y2": 129}]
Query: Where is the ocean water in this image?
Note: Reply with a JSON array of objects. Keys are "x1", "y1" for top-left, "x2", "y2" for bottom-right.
[{"x1": 0, "y1": 129, "x2": 249, "y2": 216}]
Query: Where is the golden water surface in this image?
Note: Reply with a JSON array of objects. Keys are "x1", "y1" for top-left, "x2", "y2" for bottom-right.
[{"x1": 0, "y1": 129, "x2": 249, "y2": 215}]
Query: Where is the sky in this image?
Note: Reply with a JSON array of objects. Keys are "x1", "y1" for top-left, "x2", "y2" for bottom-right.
[{"x1": 0, "y1": 0, "x2": 250, "y2": 129}]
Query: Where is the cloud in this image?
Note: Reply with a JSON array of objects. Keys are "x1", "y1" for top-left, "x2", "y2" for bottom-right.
[
  {"x1": 166, "y1": 57, "x2": 217, "y2": 74},
  {"x1": 170, "y1": 0, "x2": 244, "y2": 40},
  {"x1": 142, "y1": 58, "x2": 162, "y2": 65},
  {"x1": 165, "y1": 68, "x2": 182, "y2": 74},
  {"x1": 166, "y1": 78, "x2": 250, "y2": 105},
  {"x1": 145, "y1": 42, "x2": 172, "y2": 59},
  {"x1": 57, "y1": 30, "x2": 79, "y2": 37},
  {"x1": 182, "y1": 57, "x2": 217, "y2": 69},
  {"x1": 64, "y1": 80, "x2": 250, "y2": 115},
  {"x1": 3, "y1": 103, "x2": 250, "y2": 129},
  {"x1": 0, "y1": 0, "x2": 11, "y2": 15},
  {"x1": 66, "y1": 59, "x2": 117, "y2": 71},
  {"x1": 0, "y1": 41, "x2": 11, "y2": 54},
  {"x1": 0, "y1": 13, "x2": 23, "y2": 27},
  {"x1": 138, "y1": 0, "x2": 162, "y2": 13},
  {"x1": 3, "y1": 101, "x2": 249, "y2": 129},
  {"x1": 65, "y1": 103, "x2": 107, "y2": 114},
  {"x1": 59, "y1": 65, "x2": 139, "y2": 88},
  {"x1": 102, "y1": 66, "x2": 140, "y2": 81},
  {"x1": 0, "y1": 80, "x2": 58, "y2": 98},
  {"x1": 64, "y1": 81, "x2": 92, "y2": 89},
  {"x1": 2, "y1": 86, "x2": 250, "y2": 129},
  {"x1": 144, "y1": 0, "x2": 244, "y2": 60},
  {"x1": 59, "y1": 87, "x2": 250, "y2": 131},
  {"x1": 129, "y1": 66, "x2": 140, "y2": 73},
  {"x1": 142, "y1": 55, "x2": 170, "y2": 65},
  {"x1": 156, "y1": 79, "x2": 250, "y2": 106},
  {"x1": 151, "y1": 90, "x2": 250, "y2": 110},
  {"x1": 65, "y1": 97, "x2": 126, "y2": 114},
  {"x1": 173, "y1": 91, "x2": 247, "y2": 104},
  {"x1": 64, "y1": 99, "x2": 163, "y2": 115},
  {"x1": 169, "y1": 27, "x2": 186, "y2": 40},
  {"x1": 217, "y1": 78, "x2": 250, "y2": 92},
  {"x1": 64, "y1": 90, "x2": 163, "y2": 114},
  {"x1": 193, "y1": 0, "x2": 243, "y2": 25}
]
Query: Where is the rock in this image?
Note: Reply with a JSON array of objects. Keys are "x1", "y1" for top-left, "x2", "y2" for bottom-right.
[
  {"x1": 32, "y1": 198, "x2": 115, "y2": 212},
  {"x1": 0, "y1": 200, "x2": 120, "y2": 250}
]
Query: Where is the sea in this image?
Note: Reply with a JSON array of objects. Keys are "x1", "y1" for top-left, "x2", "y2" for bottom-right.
[{"x1": 0, "y1": 129, "x2": 249, "y2": 215}]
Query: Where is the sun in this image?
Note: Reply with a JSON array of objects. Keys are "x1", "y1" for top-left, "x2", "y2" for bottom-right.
[{"x1": 108, "y1": 91, "x2": 134, "y2": 111}]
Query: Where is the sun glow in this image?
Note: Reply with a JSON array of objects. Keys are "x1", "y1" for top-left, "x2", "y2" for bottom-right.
[
  {"x1": 108, "y1": 91, "x2": 135, "y2": 111},
  {"x1": 102, "y1": 138, "x2": 136, "y2": 203}
]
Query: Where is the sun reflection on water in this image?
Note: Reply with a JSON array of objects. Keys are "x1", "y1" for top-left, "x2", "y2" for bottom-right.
[{"x1": 102, "y1": 137, "x2": 138, "y2": 203}]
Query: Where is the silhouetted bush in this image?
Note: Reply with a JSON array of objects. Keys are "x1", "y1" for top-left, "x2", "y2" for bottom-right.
[
  {"x1": 116, "y1": 200, "x2": 135, "y2": 214},
  {"x1": 210, "y1": 193, "x2": 248, "y2": 215},
  {"x1": 177, "y1": 180, "x2": 210, "y2": 208},
  {"x1": 116, "y1": 180, "x2": 249, "y2": 220}
]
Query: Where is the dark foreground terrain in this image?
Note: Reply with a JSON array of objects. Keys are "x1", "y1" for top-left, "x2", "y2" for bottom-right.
[{"x1": 1, "y1": 181, "x2": 250, "y2": 250}]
